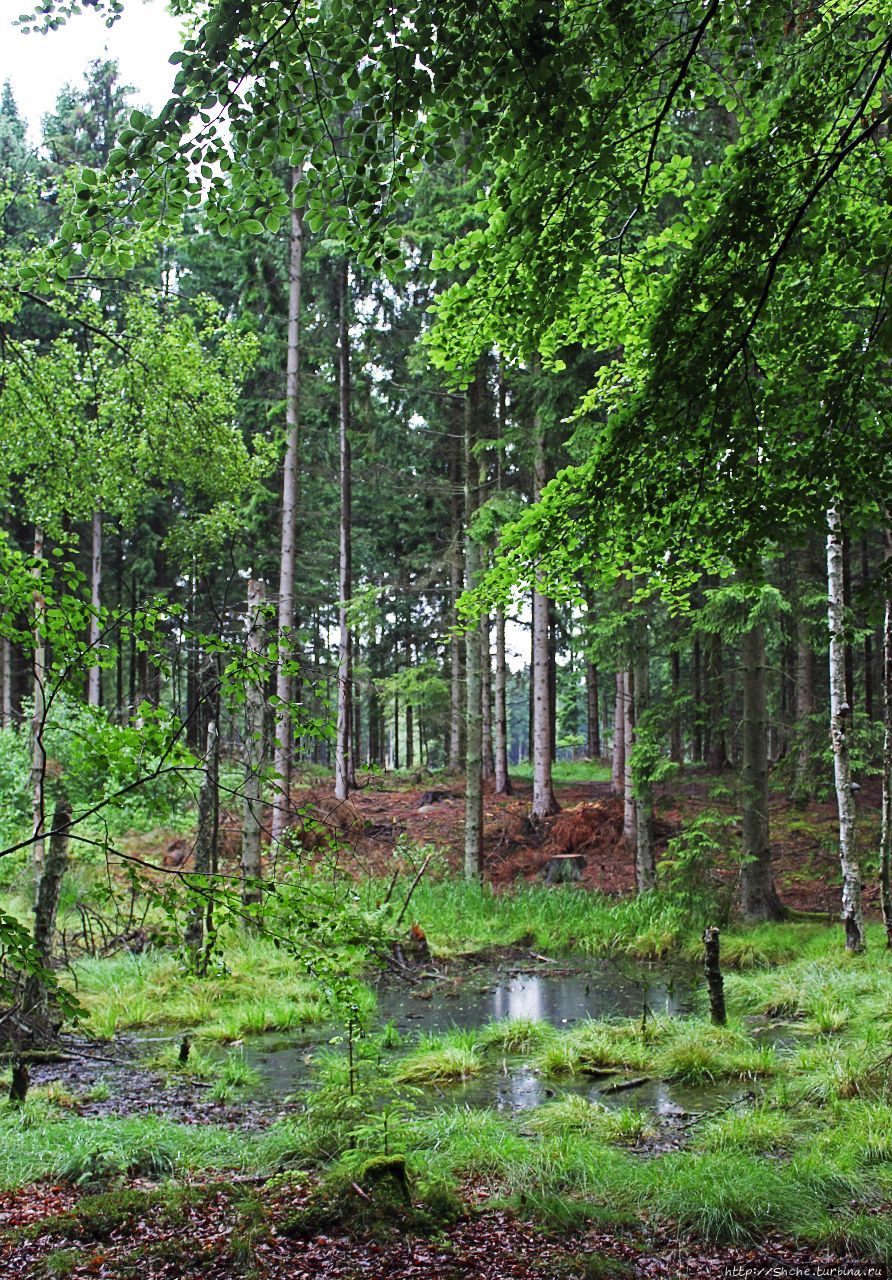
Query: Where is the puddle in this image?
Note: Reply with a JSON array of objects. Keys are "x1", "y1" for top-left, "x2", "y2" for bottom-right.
[
  {"x1": 64, "y1": 960, "x2": 764, "y2": 1129},
  {"x1": 232, "y1": 961, "x2": 719, "y2": 1119},
  {"x1": 374, "y1": 960, "x2": 691, "y2": 1034}
]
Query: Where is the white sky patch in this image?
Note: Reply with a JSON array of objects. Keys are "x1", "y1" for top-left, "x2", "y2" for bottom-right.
[{"x1": 1, "y1": 0, "x2": 181, "y2": 143}]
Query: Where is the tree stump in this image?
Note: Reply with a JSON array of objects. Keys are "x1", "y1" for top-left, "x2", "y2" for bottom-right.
[{"x1": 703, "y1": 926, "x2": 726, "y2": 1025}]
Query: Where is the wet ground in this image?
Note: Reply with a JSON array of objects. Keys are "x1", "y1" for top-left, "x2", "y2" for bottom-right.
[{"x1": 23, "y1": 958, "x2": 764, "y2": 1143}]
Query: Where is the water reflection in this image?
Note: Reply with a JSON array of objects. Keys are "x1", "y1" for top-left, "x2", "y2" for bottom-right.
[{"x1": 375, "y1": 962, "x2": 691, "y2": 1036}]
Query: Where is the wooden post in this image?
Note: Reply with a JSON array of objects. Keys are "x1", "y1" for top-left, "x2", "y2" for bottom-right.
[{"x1": 703, "y1": 926, "x2": 726, "y2": 1026}]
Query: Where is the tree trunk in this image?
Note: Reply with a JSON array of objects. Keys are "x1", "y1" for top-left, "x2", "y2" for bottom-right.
[
  {"x1": 622, "y1": 669, "x2": 636, "y2": 845},
  {"x1": 586, "y1": 663, "x2": 601, "y2": 758},
  {"x1": 739, "y1": 611, "x2": 784, "y2": 921},
  {"x1": 493, "y1": 611, "x2": 512, "y2": 795},
  {"x1": 792, "y1": 544, "x2": 818, "y2": 800},
  {"x1": 670, "y1": 643, "x2": 683, "y2": 764},
  {"x1": 464, "y1": 381, "x2": 484, "y2": 878},
  {"x1": 612, "y1": 671, "x2": 625, "y2": 793},
  {"x1": 21, "y1": 797, "x2": 72, "y2": 1031},
  {"x1": 827, "y1": 506, "x2": 864, "y2": 950},
  {"x1": 548, "y1": 603, "x2": 558, "y2": 763},
  {"x1": 241, "y1": 578, "x2": 265, "y2": 908},
  {"x1": 881, "y1": 527, "x2": 892, "y2": 947},
  {"x1": 1, "y1": 636, "x2": 11, "y2": 728},
  {"x1": 87, "y1": 509, "x2": 102, "y2": 707},
  {"x1": 481, "y1": 615, "x2": 494, "y2": 780},
  {"x1": 271, "y1": 178, "x2": 303, "y2": 846},
  {"x1": 702, "y1": 927, "x2": 726, "y2": 1026},
  {"x1": 406, "y1": 702, "x2": 414, "y2": 770},
  {"x1": 185, "y1": 712, "x2": 220, "y2": 967},
  {"x1": 530, "y1": 390, "x2": 559, "y2": 819},
  {"x1": 705, "y1": 631, "x2": 727, "y2": 770},
  {"x1": 862, "y1": 537, "x2": 874, "y2": 720},
  {"x1": 334, "y1": 260, "x2": 356, "y2": 801},
  {"x1": 31, "y1": 526, "x2": 47, "y2": 894},
  {"x1": 448, "y1": 409, "x2": 464, "y2": 772},
  {"x1": 632, "y1": 621, "x2": 655, "y2": 893},
  {"x1": 692, "y1": 632, "x2": 703, "y2": 762}
]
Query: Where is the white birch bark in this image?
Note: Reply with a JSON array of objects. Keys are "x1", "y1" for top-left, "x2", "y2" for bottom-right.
[
  {"x1": 827, "y1": 505, "x2": 864, "y2": 951},
  {"x1": 271, "y1": 178, "x2": 303, "y2": 846}
]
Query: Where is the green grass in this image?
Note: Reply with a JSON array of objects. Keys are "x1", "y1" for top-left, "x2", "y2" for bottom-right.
[
  {"x1": 508, "y1": 760, "x2": 612, "y2": 785},
  {"x1": 480, "y1": 1017, "x2": 555, "y2": 1054},
  {"x1": 393, "y1": 1045, "x2": 483, "y2": 1083},
  {"x1": 0, "y1": 1102, "x2": 260, "y2": 1189},
  {"x1": 70, "y1": 936, "x2": 353, "y2": 1039},
  {"x1": 402, "y1": 879, "x2": 693, "y2": 960},
  {"x1": 528, "y1": 1096, "x2": 655, "y2": 1144}
]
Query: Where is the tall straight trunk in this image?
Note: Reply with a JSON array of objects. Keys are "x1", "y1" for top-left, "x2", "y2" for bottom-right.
[
  {"x1": 612, "y1": 672, "x2": 625, "y2": 793},
  {"x1": 272, "y1": 179, "x2": 303, "y2": 845},
  {"x1": 531, "y1": 382, "x2": 559, "y2": 819},
  {"x1": 739, "y1": 615, "x2": 784, "y2": 921},
  {"x1": 1, "y1": 636, "x2": 11, "y2": 728},
  {"x1": 793, "y1": 546, "x2": 817, "y2": 800},
  {"x1": 705, "y1": 631, "x2": 726, "y2": 770},
  {"x1": 531, "y1": 584, "x2": 559, "y2": 816},
  {"x1": 87, "y1": 510, "x2": 102, "y2": 707},
  {"x1": 406, "y1": 702, "x2": 414, "y2": 770},
  {"x1": 185, "y1": 711, "x2": 220, "y2": 966},
  {"x1": 880, "y1": 527, "x2": 892, "y2": 947},
  {"x1": 31, "y1": 526, "x2": 46, "y2": 892},
  {"x1": 692, "y1": 632, "x2": 703, "y2": 762},
  {"x1": 669, "y1": 643, "x2": 683, "y2": 764},
  {"x1": 492, "y1": 362, "x2": 512, "y2": 797},
  {"x1": 448, "y1": 411, "x2": 464, "y2": 771},
  {"x1": 622, "y1": 668, "x2": 636, "y2": 845},
  {"x1": 464, "y1": 379, "x2": 484, "y2": 877},
  {"x1": 842, "y1": 529, "x2": 855, "y2": 710},
  {"x1": 633, "y1": 619, "x2": 655, "y2": 892},
  {"x1": 827, "y1": 506, "x2": 864, "y2": 950},
  {"x1": 548, "y1": 603, "x2": 558, "y2": 763},
  {"x1": 481, "y1": 615, "x2": 494, "y2": 780},
  {"x1": 354, "y1": 674, "x2": 363, "y2": 768},
  {"x1": 334, "y1": 261, "x2": 356, "y2": 801},
  {"x1": 241, "y1": 578, "x2": 265, "y2": 907},
  {"x1": 493, "y1": 610, "x2": 512, "y2": 794},
  {"x1": 393, "y1": 687, "x2": 400, "y2": 770},
  {"x1": 586, "y1": 663, "x2": 600, "y2": 758},
  {"x1": 862, "y1": 538, "x2": 874, "y2": 720}
]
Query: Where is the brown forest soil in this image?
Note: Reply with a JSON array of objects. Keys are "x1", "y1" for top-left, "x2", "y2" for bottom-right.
[
  {"x1": 0, "y1": 1178, "x2": 869, "y2": 1280},
  {"x1": 241, "y1": 767, "x2": 883, "y2": 917}
]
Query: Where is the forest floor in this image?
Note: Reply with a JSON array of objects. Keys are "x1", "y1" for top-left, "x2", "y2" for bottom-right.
[
  {"x1": 278, "y1": 762, "x2": 881, "y2": 916},
  {"x1": 0, "y1": 1176, "x2": 869, "y2": 1279}
]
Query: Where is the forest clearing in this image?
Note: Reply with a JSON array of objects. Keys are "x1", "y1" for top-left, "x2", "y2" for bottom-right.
[{"x1": 1, "y1": 2, "x2": 892, "y2": 1278}]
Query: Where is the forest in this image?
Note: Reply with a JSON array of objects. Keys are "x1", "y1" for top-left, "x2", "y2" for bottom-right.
[{"x1": 0, "y1": 2, "x2": 891, "y2": 1277}]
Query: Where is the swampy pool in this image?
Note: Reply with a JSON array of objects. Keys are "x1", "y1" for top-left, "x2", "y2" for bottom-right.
[{"x1": 229, "y1": 960, "x2": 751, "y2": 1120}]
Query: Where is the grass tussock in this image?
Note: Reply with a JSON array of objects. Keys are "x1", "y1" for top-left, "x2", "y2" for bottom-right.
[{"x1": 71, "y1": 937, "x2": 343, "y2": 1039}]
